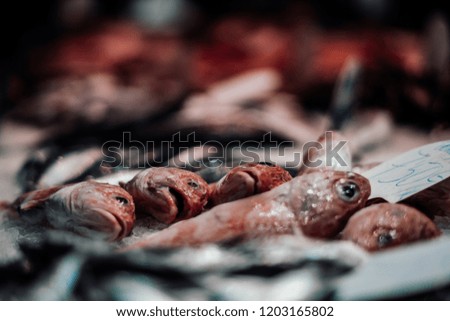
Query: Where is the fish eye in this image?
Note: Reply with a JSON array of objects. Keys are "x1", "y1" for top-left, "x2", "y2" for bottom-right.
[
  {"x1": 378, "y1": 233, "x2": 394, "y2": 247},
  {"x1": 115, "y1": 196, "x2": 129, "y2": 205},
  {"x1": 335, "y1": 180, "x2": 360, "y2": 202},
  {"x1": 187, "y1": 180, "x2": 199, "y2": 188}
]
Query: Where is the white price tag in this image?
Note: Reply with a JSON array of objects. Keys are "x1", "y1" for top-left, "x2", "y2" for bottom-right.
[{"x1": 364, "y1": 140, "x2": 450, "y2": 202}]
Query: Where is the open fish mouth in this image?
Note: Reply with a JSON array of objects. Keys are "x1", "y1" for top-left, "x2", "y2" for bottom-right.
[
  {"x1": 149, "y1": 186, "x2": 190, "y2": 223},
  {"x1": 81, "y1": 207, "x2": 132, "y2": 241},
  {"x1": 209, "y1": 163, "x2": 293, "y2": 207},
  {"x1": 168, "y1": 187, "x2": 186, "y2": 220},
  {"x1": 216, "y1": 171, "x2": 256, "y2": 203},
  {"x1": 235, "y1": 170, "x2": 258, "y2": 194},
  {"x1": 111, "y1": 211, "x2": 132, "y2": 241}
]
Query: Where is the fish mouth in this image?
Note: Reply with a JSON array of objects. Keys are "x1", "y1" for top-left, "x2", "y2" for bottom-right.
[
  {"x1": 83, "y1": 207, "x2": 131, "y2": 241},
  {"x1": 168, "y1": 187, "x2": 186, "y2": 220},
  {"x1": 221, "y1": 171, "x2": 256, "y2": 200},
  {"x1": 145, "y1": 187, "x2": 182, "y2": 224},
  {"x1": 111, "y1": 211, "x2": 131, "y2": 240},
  {"x1": 241, "y1": 169, "x2": 259, "y2": 193}
]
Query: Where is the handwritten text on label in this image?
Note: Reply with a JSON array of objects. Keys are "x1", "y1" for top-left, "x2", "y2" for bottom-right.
[{"x1": 363, "y1": 141, "x2": 450, "y2": 203}]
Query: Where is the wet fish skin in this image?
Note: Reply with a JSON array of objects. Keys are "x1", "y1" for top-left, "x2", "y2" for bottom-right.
[
  {"x1": 16, "y1": 147, "x2": 56, "y2": 192},
  {"x1": 209, "y1": 163, "x2": 292, "y2": 206},
  {"x1": 403, "y1": 177, "x2": 450, "y2": 220},
  {"x1": 341, "y1": 203, "x2": 441, "y2": 252},
  {"x1": 17, "y1": 147, "x2": 108, "y2": 192},
  {"x1": 123, "y1": 171, "x2": 370, "y2": 250},
  {"x1": 17, "y1": 181, "x2": 135, "y2": 242},
  {"x1": 36, "y1": 148, "x2": 104, "y2": 189}
]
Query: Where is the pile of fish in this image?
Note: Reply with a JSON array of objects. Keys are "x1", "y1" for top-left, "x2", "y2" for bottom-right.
[
  {"x1": 1, "y1": 129, "x2": 449, "y2": 300},
  {"x1": 3, "y1": 134, "x2": 448, "y2": 249}
]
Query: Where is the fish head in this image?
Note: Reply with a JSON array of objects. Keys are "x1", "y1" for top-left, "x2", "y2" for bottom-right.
[
  {"x1": 47, "y1": 181, "x2": 135, "y2": 241},
  {"x1": 342, "y1": 203, "x2": 441, "y2": 252},
  {"x1": 122, "y1": 168, "x2": 210, "y2": 224},
  {"x1": 231, "y1": 163, "x2": 292, "y2": 192},
  {"x1": 211, "y1": 163, "x2": 292, "y2": 205},
  {"x1": 290, "y1": 170, "x2": 370, "y2": 238}
]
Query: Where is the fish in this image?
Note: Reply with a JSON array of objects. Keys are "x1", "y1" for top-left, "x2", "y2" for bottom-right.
[
  {"x1": 341, "y1": 203, "x2": 441, "y2": 252},
  {"x1": 16, "y1": 147, "x2": 56, "y2": 192},
  {"x1": 208, "y1": 163, "x2": 292, "y2": 206},
  {"x1": 121, "y1": 167, "x2": 210, "y2": 225},
  {"x1": 34, "y1": 147, "x2": 105, "y2": 189},
  {"x1": 122, "y1": 171, "x2": 370, "y2": 250},
  {"x1": 402, "y1": 177, "x2": 450, "y2": 219},
  {"x1": 94, "y1": 170, "x2": 142, "y2": 186},
  {"x1": 17, "y1": 144, "x2": 162, "y2": 192},
  {"x1": 23, "y1": 253, "x2": 85, "y2": 300},
  {"x1": 17, "y1": 147, "x2": 108, "y2": 192},
  {"x1": 16, "y1": 181, "x2": 135, "y2": 241}
]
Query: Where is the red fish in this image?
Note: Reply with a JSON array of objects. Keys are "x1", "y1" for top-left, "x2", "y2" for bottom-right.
[
  {"x1": 341, "y1": 203, "x2": 441, "y2": 252},
  {"x1": 121, "y1": 167, "x2": 210, "y2": 225},
  {"x1": 209, "y1": 163, "x2": 292, "y2": 206},
  {"x1": 122, "y1": 171, "x2": 370, "y2": 250},
  {"x1": 403, "y1": 177, "x2": 450, "y2": 219},
  {"x1": 16, "y1": 181, "x2": 135, "y2": 241}
]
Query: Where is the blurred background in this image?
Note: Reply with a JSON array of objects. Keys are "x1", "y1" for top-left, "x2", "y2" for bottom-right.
[
  {"x1": 1, "y1": 0, "x2": 449, "y2": 122},
  {"x1": 0, "y1": 0, "x2": 450, "y2": 197},
  {"x1": 1, "y1": 0, "x2": 449, "y2": 198}
]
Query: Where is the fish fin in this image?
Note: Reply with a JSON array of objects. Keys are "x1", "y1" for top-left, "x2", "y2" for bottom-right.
[
  {"x1": 17, "y1": 199, "x2": 47, "y2": 224},
  {"x1": 19, "y1": 199, "x2": 46, "y2": 212},
  {"x1": 16, "y1": 186, "x2": 63, "y2": 223}
]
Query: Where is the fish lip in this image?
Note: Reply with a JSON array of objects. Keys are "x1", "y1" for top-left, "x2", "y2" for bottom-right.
[
  {"x1": 88, "y1": 207, "x2": 130, "y2": 241},
  {"x1": 229, "y1": 170, "x2": 256, "y2": 191},
  {"x1": 238, "y1": 169, "x2": 259, "y2": 193},
  {"x1": 167, "y1": 187, "x2": 186, "y2": 220},
  {"x1": 214, "y1": 170, "x2": 255, "y2": 204},
  {"x1": 112, "y1": 211, "x2": 131, "y2": 240},
  {"x1": 161, "y1": 181, "x2": 206, "y2": 222},
  {"x1": 141, "y1": 187, "x2": 178, "y2": 224}
]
